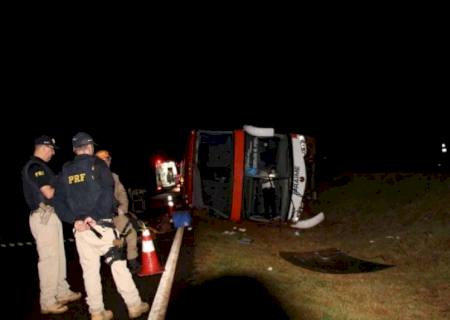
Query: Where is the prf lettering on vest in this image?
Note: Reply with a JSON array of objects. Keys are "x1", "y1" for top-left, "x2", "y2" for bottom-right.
[
  {"x1": 34, "y1": 170, "x2": 45, "y2": 177},
  {"x1": 68, "y1": 173, "x2": 87, "y2": 184}
]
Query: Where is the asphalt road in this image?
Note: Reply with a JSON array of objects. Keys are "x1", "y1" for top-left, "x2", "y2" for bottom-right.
[
  {"x1": 1, "y1": 210, "x2": 288, "y2": 319},
  {"x1": 0, "y1": 218, "x2": 194, "y2": 320}
]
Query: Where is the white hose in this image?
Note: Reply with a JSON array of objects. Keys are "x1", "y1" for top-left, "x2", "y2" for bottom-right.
[
  {"x1": 243, "y1": 125, "x2": 274, "y2": 137},
  {"x1": 290, "y1": 212, "x2": 325, "y2": 229}
]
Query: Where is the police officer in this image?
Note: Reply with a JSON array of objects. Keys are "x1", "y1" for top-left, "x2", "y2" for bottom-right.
[
  {"x1": 261, "y1": 167, "x2": 277, "y2": 219},
  {"x1": 167, "y1": 167, "x2": 175, "y2": 184},
  {"x1": 54, "y1": 132, "x2": 149, "y2": 320},
  {"x1": 21, "y1": 135, "x2": 81, "y2": 315},
  {"x1": 95, "y1": 150, "x2": 141, "y2": 274}
]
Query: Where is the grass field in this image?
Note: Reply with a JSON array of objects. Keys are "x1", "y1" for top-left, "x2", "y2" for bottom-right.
[{"x1": 188, "y1": 173, "x2": 449, "y2": 319}]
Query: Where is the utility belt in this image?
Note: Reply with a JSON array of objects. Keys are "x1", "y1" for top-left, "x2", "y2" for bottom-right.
[
  {"x1": 96, "y1": 219, "x2": 126, "y2": 251},
  {"x1": 96, "y1": 219, "x2": 115, "y2": 229},
  {"x1": 90, "y1": 218, "x2": 133, "y2": 247},
  {"x1": 79, "y1": 218, "x2": 126, "y2": 265},
  {"x1": 30, "y1": 202, "x2": 52, "y2": 213}
]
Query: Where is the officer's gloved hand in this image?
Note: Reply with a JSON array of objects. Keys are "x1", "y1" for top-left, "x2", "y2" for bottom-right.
[
  {"x1": 74, "y1": 220, "x2": 89, "y2": 232},
  {"x1": 117, "y1": 208, "x2": 125, "y2": 215},
  {"x1": 112, "y1": 238, "x2": 125, "y2": 247},
  {"x1": 84, "y1": 217, "x2": 96, "y2": 227},
  {"x1": 74, "y1": 217, "x2": 97, "y2": 232}
]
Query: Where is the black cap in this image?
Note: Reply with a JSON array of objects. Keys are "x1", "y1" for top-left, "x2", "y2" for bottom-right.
[
  {"x1": 34, "y1": 135, "x2": 59, "y2": 149},
  {"x1": 72, "y1": 132, "x2": 96, "y2": 148}
]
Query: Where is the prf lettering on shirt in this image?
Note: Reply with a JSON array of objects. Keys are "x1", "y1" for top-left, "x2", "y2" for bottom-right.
[
  {"x1": 68, "y1": 173, "x2": 87, "y2": 184},
  {"x1": 34, "y1": 170, "x2": 45, "y2": 177}
]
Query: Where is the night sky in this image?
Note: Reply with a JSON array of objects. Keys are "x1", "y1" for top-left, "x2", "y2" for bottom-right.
[{"x1": 3, "y1": 20, "x2": 449, "y2": 219}]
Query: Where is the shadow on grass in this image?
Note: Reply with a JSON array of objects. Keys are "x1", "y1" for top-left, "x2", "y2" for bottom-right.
[
  {"x1": 167, "y1": 275, "x2": 297, "y2": 319},
  {"x1": 280, "y1": 248, "x2": 395, "y2": 274}
]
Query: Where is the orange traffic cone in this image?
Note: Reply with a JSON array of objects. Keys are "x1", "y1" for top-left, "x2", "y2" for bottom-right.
[{"x1": 138, "y1": 228, "x2": 163, "y2": 277}]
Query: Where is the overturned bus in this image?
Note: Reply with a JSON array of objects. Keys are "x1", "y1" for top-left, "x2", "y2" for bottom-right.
[{"x1": 182, "y1": 125, "x2": 324, "y2": 229}]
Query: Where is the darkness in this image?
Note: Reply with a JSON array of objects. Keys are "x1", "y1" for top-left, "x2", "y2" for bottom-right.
[
  {"x1": 167, "y1": 275, "x2": 291, "y2": 319},
  {"x1": 2, "y1": 16, "x2": 449, "y2": 241},
  {"x1": 7, "y1": 111, "x2": 448, "y2": 214}
]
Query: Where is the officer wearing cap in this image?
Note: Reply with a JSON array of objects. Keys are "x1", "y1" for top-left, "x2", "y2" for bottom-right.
[
  {"x1": 21, "y1": 135, "x2": 81, "y2": 315},
  {"x1": 95, "y1": 150, "x2": 141, "y2": 274},
  {"x1": 261, "y1": 167, "x2": 277, "y2": 219},
  {"x1": 54, "y1": 132, "x2": 149, "y2": 320}
]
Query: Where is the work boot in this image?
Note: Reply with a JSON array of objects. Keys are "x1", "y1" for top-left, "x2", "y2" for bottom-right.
[
  {"x1": 128, "y1": 258, "x2": 141, "y2": 275},
  {"x1": 128, "y1": 302, "x2": 149, "y2": 318},
  {"x1": 41, "y1": 303, "x2": 68, "y2": 314},
  {"x1": 91, "y1": 309, "x2": 113, "y2": 320},
  {"x1": 58, "y1": 291, "x2": 82, "y2": 304}
]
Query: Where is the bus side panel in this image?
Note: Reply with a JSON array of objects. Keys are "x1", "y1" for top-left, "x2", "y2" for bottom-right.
[
  {"x1": 231, "y1": 130, "x2": 245, "y2": 221},
  {"x1": 184, "y1": 130, "x2": 196, "y2": 206}
]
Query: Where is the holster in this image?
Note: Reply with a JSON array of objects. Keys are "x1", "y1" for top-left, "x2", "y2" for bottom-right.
[{"x1": 37, "y1": 203, "x2": 53, "y2": 225}]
